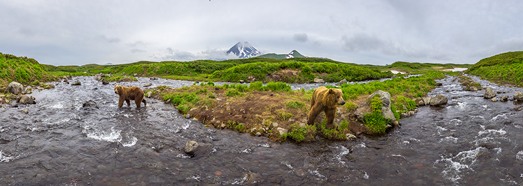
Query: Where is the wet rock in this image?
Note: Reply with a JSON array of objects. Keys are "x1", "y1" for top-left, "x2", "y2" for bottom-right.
[
  {"x1": 514, "y1": 91, "x2": 523, "y2": 102},
  {"x1": 94, "y1": 73, "x2": 104, "y2": 81},
  {"x1": 102, "y1": 80, "x2": 109, "y2": 85},
  {"x1": 143, "y1": 83, "x2": 152, "y2": 87},
  {"x1": 7, "y1": 82, "x2": 23, "y2": 95},
  {"x1": 313, "y1": 78, "x2": 324, "y2": 83},
  {"x1": 146, "y1": 91, "x2": 153, "y2": 98},
  {"x1": 483, "y1": 87, "x2": 496, "y2": 99},
  {"x1": 244, "y1": 172, "x2": 261, "y2": 184},
  {"x1": 435, "y1": 82, "x2": 443, "y2": 86},
  {"x1": 150, "y1": 77, "x2": 158, "y2": 80},
  {"x1": 414, "y1": 97, "x2": 426, "y2": 106},
  {"x1": 491, "y1": 97, "x2": 498, "y2": 102},
  {"x1": 71, "y1": 81, "x2": 81, "y2": 86},
  {"x1": 23, "y1": 86, "x2": 33, "y2": 94},
  {"x1": 500, "y1": 96, "x2": 509, "y2": 102},
  {"x1": 17, "y1": 95, "x2": 36, "y2": 104},
  {"x1": 429, "y1": 94, "x2": 448, "y2": 106},
  {"x1": 184, "y1": 140, "x2": 199, "y2": 156},
  {"x1": 41, "y1": 83, "x2": 55, "y2": 89},
  {"x1": 63, "y1": 79, "x2": 69, "y2": 84},
  {"x1": 20, "y1": 108, "x2": 29, "y2": 114},
  {"x1": 239, "y1": 80, "x2": 245, "y2": 84},
  {"x1": 185, "y1": 114, "x2": 191, "y2": 119},
  {"x1": 82, "y1": 100, "x2": 98, "y2": 109}
]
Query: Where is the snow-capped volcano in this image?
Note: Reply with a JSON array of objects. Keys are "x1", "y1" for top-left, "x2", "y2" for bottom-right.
[{"x1": 226, "y1": 41, "x2": 261, "y2": 58}]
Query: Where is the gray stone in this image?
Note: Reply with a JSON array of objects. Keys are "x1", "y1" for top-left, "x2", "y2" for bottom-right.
[
  {"x1": 143, "y1": 83, "x2": 152, "y2": 87},
  {"x1": 313, "y1": 78, "x2": 324, "y2": 83},
  {"x1": 491, "y1": 97, "x2": 498, "y2": 102},
  {"x1": 500, "y1": 96, "x2": 509, "y2": 102},
  {"x1": 514, "y1": 91, "x2": 523, "y2": 102},
  {"x1": 429, "y1": 94, "x2": 448, "y2": 106},
  {"x1": 484, "y1": 87, "x2": 496, "y2": 99},
  {"x1": 23, "y1": 86, "x2": 33, "y2": 94},
  {"x1": 184, "y1": 140, "x2": 199, "y2": 156},
  {"x1": 7, "y1": 82, "x2": 23, "y2": 95},
  {"x1": 276, "y1": 127, "x2": 288, "y2": 136},
  {"x1": 71, "y1": 81, "x2": 81, "y2": 86},
  {"x1": 369, "y1": 90, "x2": 395, "y2": 122},
  {"x1": 17, "y1": 95, "x2": 36, "y2": 104}
]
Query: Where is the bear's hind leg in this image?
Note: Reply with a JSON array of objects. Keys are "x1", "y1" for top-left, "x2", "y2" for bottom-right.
[
  {"x1": 125, "y1": 99, "x2": 131, "y2": 107},
  {"x1": 307, "y1": 104, "x2": 323, "y2": 125}
]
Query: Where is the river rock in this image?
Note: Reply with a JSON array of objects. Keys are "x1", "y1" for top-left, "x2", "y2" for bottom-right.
[
  {"x1": 484, "y1": 87, "x2": 496, "y2": 99},
  {"x1": 500, "y1": 96, "x2": 509, "y2": 102},
  {"x1": 17, "y1": 95, "x2": 36, "y2": 104},
  {"x1": 102, "y1": 80, "x2": 109, "y2": 85},
  {"x1": 514, "y1": 91, "x2": 523, "y2": 102},
  {"x1": 143, "y1": 83, "x2": 152, "y2": 87},
  {"x1": 23, "y1": 86, "x2": 33, "y2": 94},
  {"x1": 7, "y1": 82, "x2": 23, "y2": 95},
  {"x1": 370, "y1": 90, "x2": 396, "y2": 121},
  {"x1": 247, "y1": 76, "x2": 256, "y2": 82},
  {"x1": 20, "y1": 108, "x2": 29, "y2": 114},
  {"x1": 150, "y1": 77, "x2": 158, "y2": 80},
  {"x1": 276, "y1": 127, "x2": 288, "y2": 136},
  {"x1": 71, "y1": 81, "x2": 81, "y2": 86},
  {"x1": 338, "y1": 79, "x2": 348, "y2": 85},
  {"x1": 184, "y1": 140, "x2": 199, "y2": 156},
  {"x1": 429, "y1": 94, "x2": 448, "y2": 106},
  {"x1": 313, "y1": 78, "x2": 324, "y2": 83},
  {"x1": 82, "y1": 100, "x2": 98, "y2": 109},
  {"x1": 415, "y1": 97, "x2": 427, "y2": 106},
  {"x1": 491, "y1": 97, "x2": 498, "y2": 102}
]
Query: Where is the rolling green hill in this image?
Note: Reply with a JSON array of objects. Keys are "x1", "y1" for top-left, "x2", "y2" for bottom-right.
[
  {"x1": 466, "y1": 51, "x2": 523, "y2": 86},
  {"x1": 0, "y1": 53, "x2": 55, "y2": 87}
]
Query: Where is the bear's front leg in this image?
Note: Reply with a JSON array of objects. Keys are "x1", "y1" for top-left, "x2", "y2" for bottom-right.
[
  {"x1": 307, "y1": 104, "x2": 323, "y2": 125},
  {"x1": 118, "y1": 97, "x2": 125, "y2": 108},
  {"x1": 325, "y1": 108, "x2": 336, "y2": 129}
]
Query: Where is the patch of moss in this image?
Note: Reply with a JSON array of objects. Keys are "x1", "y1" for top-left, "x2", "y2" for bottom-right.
[
  {"x1": 283, "y1": 124, "x2": 317, "y2": 143},
  {"x1": 319, "y1": 120, "x2": 350, "y2": 140}
]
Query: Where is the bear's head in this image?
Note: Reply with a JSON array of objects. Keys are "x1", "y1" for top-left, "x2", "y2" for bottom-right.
[
  {"x1": 327, "y1": 88, "x2": 345, "y2": 106},
  {"x1": 114, "y1": 85, "x2": 123, "y2": 95}
]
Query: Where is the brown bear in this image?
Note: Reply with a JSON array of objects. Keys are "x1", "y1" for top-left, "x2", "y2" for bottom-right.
[
  {"x1": 114, "y1": 85, "x2": 147, "y2": 108},
  {"x1": 307, "y1": 86, "x2": 345, "y2": 128}
]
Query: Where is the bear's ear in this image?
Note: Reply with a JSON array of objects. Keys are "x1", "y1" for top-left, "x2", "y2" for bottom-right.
[{"x1": 328, "y1": 89, "x2": 334, "y2": 94}]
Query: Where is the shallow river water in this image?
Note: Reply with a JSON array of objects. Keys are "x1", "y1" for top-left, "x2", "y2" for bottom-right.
[{"x1": 0, "y1": 76, "x2": 522, "y2": 185}]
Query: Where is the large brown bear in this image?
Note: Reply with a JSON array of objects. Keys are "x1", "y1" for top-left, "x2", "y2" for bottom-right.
[
  {"x1": 307, "y1": 86, "x2": 345, "y2": 128},
  {"x1": 114, "y1": 85, "x2": 147, "y2": 108}
]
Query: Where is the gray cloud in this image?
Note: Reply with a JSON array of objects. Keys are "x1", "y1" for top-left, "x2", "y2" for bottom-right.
[
  {"x1": 0, "y1": 0, "x2": 522, "y2": 65},
  {"x1": 293, "y1": 33, "x2": 308, "y2": 43}
]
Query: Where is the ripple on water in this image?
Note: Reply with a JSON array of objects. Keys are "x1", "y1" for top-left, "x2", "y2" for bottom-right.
[
  {"x1": 0, "y1": 151, "x2": 15, "y2": 163},
  {"x1": 434, "y1": 147, "x2": 486, "y2": 183},
  {"x1": 516, "y1": 151, "x2": 523, "y2": 161}
]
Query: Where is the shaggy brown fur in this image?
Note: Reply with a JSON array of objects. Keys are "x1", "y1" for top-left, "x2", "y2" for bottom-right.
[
  {"x1": 114, "y1": 85, "x2": 146, "y2": 108},
  {"x1": 307, "y1": 86, "x2": 345, "y2": 128}
]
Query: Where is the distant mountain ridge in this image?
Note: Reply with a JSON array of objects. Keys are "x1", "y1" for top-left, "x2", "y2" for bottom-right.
[
  {"x1": 258, "y1": 50, "x2": 306, "y2": 59},
  {"x1": 226, "y1": 41, "x2": 261, "y2": 58}
]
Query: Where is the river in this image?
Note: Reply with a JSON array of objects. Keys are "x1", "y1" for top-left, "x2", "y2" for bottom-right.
[{"x1": 0, "y1": 76, "x2": 522, "y2": 185}]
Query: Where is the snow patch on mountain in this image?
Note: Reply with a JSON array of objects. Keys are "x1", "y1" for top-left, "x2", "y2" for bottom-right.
[{"x1": 226, "y1": 41, "x2": 261, "y2": 58}]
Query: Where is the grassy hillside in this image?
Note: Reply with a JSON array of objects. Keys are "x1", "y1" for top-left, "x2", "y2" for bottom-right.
[
  {"x1": 0, "y1": 53, "x2": 55, "y2": 87},
  {"x1": 386, "y1": 61, "x2": 471, "y2": 74},
  {"x1": 48, "y1": 57, "x2": 393, "y2": 83},
  {"x1": 466, "y1": 51, "x2": 523, "y2": 86}
]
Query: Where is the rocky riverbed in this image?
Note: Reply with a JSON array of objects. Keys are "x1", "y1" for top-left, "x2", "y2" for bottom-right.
[{"x1": 0, "y1": 76, "x2": 522, "y2": 185}]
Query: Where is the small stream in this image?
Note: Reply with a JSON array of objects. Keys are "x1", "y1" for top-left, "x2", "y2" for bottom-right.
[{"x1": 0, "y1": 76, "x2": 522, "y2": 185}]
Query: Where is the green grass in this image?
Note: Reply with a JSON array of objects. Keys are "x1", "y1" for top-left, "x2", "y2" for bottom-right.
[
  {"x1": 45, "y1": 58, "x2": 393, "y2": 83},
  {"x1": 362, "y1": 95, "x2": 389, "y2": 135},
  {"x1": 282, "y1": 124, "x2": 317, "y2": 143},
  {"x1": 466, "y1": 51, "x2": 523, "y2": 87},
  {"x1": 0, "y1": 53, "x2": 56, "y2": 87}
]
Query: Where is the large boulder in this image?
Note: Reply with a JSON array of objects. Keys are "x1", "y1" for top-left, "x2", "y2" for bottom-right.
[
  {"x1": 17, "y1": 95, "x2": 36, "y2": 104},
  {"x1": 23, "y1": 86, "x2": 33, "y2": 94},
  {"x1": 355, "y1": 90, "x2": 396, "y2": 123},
  {"x1": 7, "y1": 82, "x2": 23, "y2": 95},
  {"x1": 484, "y1": 87, "x2": 496, "y2": 99},
  {"x1": 429, "y1": 94, "x2": 448, "y2": 106},
  {"x1": 514, "y1": 91, "x2": 523, "y2": 102}
]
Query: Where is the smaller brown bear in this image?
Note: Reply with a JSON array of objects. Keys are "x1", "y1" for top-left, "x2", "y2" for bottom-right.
[
  {"x1": 307, "y1": 86, "x2": 345, "y2": 128},
  {"x1": 114, "y1": 85, "x2": 147, "y2": 108}
]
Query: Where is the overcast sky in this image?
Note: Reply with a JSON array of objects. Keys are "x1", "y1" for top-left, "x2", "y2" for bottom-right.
[{"x1": 1, "y1": 0, "x2": 522, "y2": 66}]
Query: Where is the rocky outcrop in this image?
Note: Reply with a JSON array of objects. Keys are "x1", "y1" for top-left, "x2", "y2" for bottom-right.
[
  {"x1": 17, "y1": 95, "x2": 36, "y2": 104},
  {"x1": 484, "y1": 87, "x2": 496, "y2": 99},
  {"x1": 7, "y1": 82, "x2": 23, "y2": 95},
  {"x1": 429, "y1": 94, "x2": 448, "y2": 106}
]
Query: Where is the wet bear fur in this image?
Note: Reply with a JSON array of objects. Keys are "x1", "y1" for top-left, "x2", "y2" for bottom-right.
[
  {"x1": 307, "y1": 86, "x2": 345, "y2": 128},
  {"x1": 114, "y1": 85, "x2": 147, "y2": 108}
]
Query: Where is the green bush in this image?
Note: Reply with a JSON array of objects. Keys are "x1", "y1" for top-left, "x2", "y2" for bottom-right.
[{"x1": 265, "y1": 82, "x2": 291, "y2": 92}]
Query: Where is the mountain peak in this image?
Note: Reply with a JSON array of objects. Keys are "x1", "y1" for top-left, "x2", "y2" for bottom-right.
[
  {"x1": 226, "y1": 41, "x2": 261, "y2": 58},
  {"x1": 287, "y1": 50, "x2": 304, "y2": 59}
]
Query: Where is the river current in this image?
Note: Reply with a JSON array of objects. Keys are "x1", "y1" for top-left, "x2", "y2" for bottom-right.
[{"x1": 0, "y1": 76, "x2": 522, "y2": 185}]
